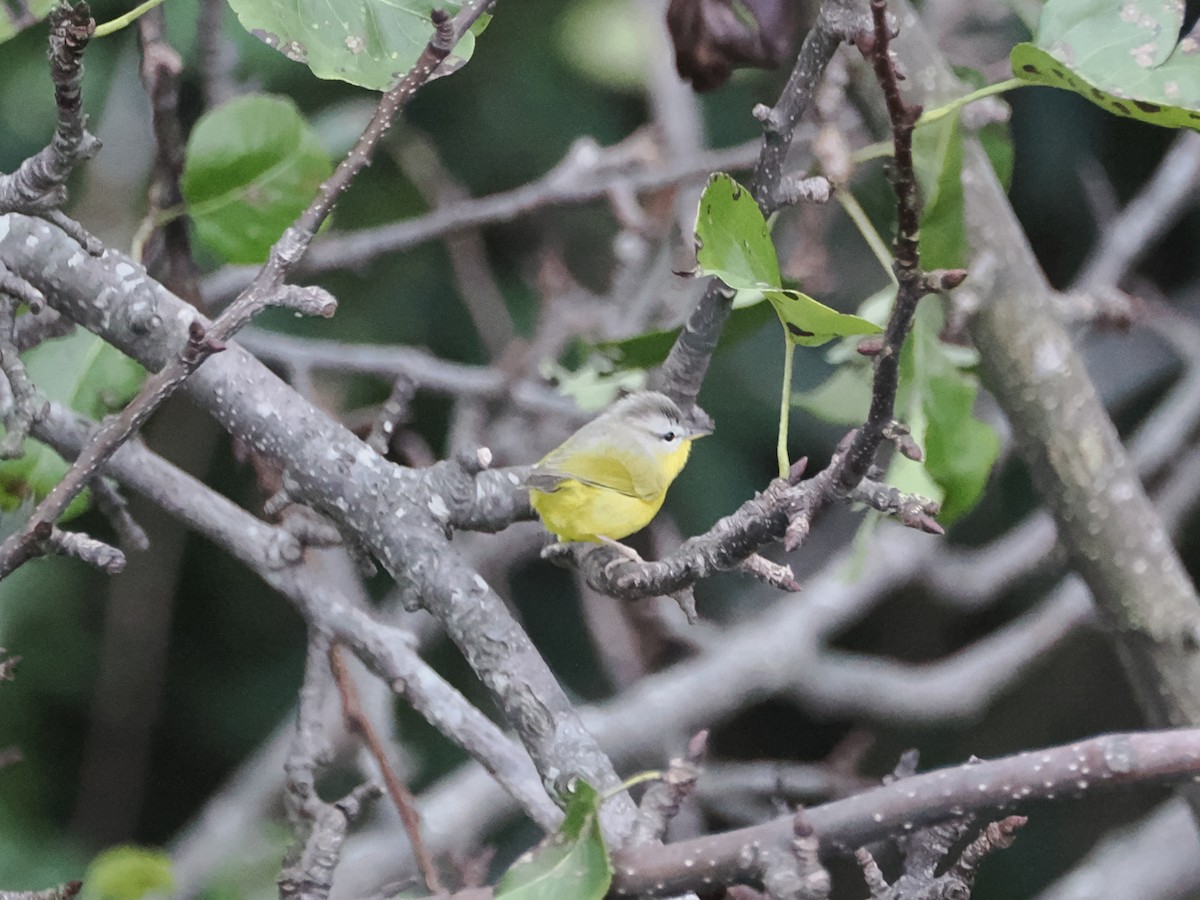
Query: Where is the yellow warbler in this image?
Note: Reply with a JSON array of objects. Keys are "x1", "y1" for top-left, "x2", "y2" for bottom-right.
[{"x1": 527, "y1": 391, "x2": 710, "y2": 542}]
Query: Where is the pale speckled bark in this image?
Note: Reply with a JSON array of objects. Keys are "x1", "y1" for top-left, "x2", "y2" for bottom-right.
[
  {"x1": 610, "y1": 729, "x2": 1200, "y2": 897},
  {"x1": 962, "y1": 147, "x2": 1200, "y2": 727},
  {"x1": 0, "y1": 213, "x2": 638, "y2": 842}
]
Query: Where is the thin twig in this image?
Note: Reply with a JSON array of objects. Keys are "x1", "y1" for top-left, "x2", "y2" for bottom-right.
[
  {"x1": 239, "y1": 328, "x2": 581, "y2": 420},
  {"x1": 136, "y1": 5, "x2": 203, "y2": 307},
  {"x1": 391, "y1": 130, "x2": 515, "y2": 357},
  {"x1": 89, "y1": 477, "x2": 150, "y2": 550},
  {"x1": 835, "y1": 0, "x2": 931, "y2": 492},
  {"x1": 628, "y1": 730, "x2": 707, "y2": 846},
  {"x1": 0, "y1": 3, "x2": 101, "y2": 241},
  {"x1": 0, "y1": 295, "x2": 46, "y2": 460},
  {"x1": 329, "y1": 643, "x2": 443, "y2": 894},
  {"x1": 280, "y1": 630, "x2": 370, "y2": 900},
  {"x1": 657, "y1": 0, "x2": 862, "y2": 407},
  {"x1": 201, "y1": 137, "x2": 763, "y2": 305}
]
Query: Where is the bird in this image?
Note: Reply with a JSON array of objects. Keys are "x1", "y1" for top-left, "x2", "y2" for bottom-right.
[{"x1": 526, "y1": 391, "x2": 711, "y2": 544}]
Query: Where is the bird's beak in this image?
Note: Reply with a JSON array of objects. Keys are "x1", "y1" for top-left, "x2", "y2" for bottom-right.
[{"x1": 687, "y1": 406, "x2": 715, "y2": 439}]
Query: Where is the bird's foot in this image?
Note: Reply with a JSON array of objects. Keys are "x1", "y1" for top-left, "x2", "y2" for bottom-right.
[
  {"x1": 541, "y1": 541, "x2": 576, "y2": 563},
  {"x1": 597, "y1": 536, "x2": 644, "y2": 577}
]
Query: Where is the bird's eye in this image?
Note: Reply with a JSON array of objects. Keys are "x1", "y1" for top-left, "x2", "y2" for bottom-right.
[{"x1": 663, "y1": 431, "x2": 677, "y2": 442}]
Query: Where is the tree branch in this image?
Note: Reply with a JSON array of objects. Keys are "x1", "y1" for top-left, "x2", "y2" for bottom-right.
[
  {"x1": 22, "y1": 395, "x2": 563, "y2": 834},
  {"x1": 328, "y1": 643, "x2": 443, "y2": 894},
  {"x1": 0, "y1": 4, "x2": 488, "y2": 581},
  {"x1": 610, "y1": 729, "x2": 1200, "y2": 897},
  {"x1": 887, "y1": 0, "x2": 1200, "y2": 814},
  {"x1": 0, "y1": 3, "x2": 100, "y2": 249},
  {"x1": 200, "y1": 137, "x2": 763, "y2": 305}
]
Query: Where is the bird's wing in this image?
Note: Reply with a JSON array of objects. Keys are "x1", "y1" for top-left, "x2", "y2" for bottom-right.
[{"x1": 531, "y1": 443, "x2": 660, "y2": 500}]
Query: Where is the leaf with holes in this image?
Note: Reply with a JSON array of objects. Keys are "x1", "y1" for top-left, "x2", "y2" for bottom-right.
[
  {"x1": 1011, "y1": 0, "x2": 1200, "y2": 130},
  {"x1": 763, "y1": 289, "x2": 882, "y2": 347},
  {"x1": 226, "y1": 0, "x2": 486, "y2": 91},
  {"x1": 0, "y1": 331, "x2": 145, "y2": 522},
  {"x1": 181, "y1": 95, "x2": 333, "y2": 265},
  {"x1": 494, "y1": 780, "x2": 612, "y2": 900}
]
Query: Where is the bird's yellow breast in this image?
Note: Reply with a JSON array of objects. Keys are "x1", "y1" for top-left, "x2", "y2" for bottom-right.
[{"x1": 530, "y1": 440, "x2": 692, "y2": 542}]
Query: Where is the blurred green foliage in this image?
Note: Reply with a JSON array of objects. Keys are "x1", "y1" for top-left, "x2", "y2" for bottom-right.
[
  {"x1": 81, "y1": 845, "x2": 172, "y2": 900},
  {"x1": 181, "y1": 94, "x2": 333, "y2": 264},
  {"x1": 0, "y1": 332, "x2": 145, "y2": 521}
]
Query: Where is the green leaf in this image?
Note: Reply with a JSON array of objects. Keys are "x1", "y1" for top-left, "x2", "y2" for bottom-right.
[
  {"x1": 0, "y1": 332, "x2": 145, "y2": 522},
  {"x1": 181, "y1": 95, "x2": 333, "y2": 265},
  {"x1": 908, "y1": 301, "x2": 998, "y2": 524},
  {"x1": 694, "y1": 174, "x2": 882, "y2": 346},
  {"x1": 0, "y1": 0, "x2": 56, "y2": 45},
  {"x1": 1011, "y1": 0, "x2": 1200, "y2": 131},
  {"x1": 912, "y1": 112, "x2": 967, "y2": 270},
  {"x1": 225, "y1": 0, "x2": 481, "y2": 91},
  {"x1": 82, "y1": 845, "x2": 173, "y2": 900},
  {"x1": 980, "y1": 121, "x2": 1014, "y2": 191},
  {"x1": 694, "y1": 173, "x2": 780, "y2": 289},
  {"x1": 763, "y1": 289, "x2": 882, "y2": 347},
  {"x1": 793, "y1": 366, "x2": 872, "y2": 425},
  {"x1": 923, "y1": 371, "x2": 1000, "y2": 521},
  {"x1": 495, "y1": 780, "x2": 612, "y2": 900}
]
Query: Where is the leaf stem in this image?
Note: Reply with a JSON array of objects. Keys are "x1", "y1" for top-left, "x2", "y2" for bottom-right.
[
  {"x1": 94, "y1": 0, "x2": 170, "y2": 38},
  {"x1": 838, "y1": 190, "x2": 896, "y2": 282},
  {"x1": 778, "y1": 337, "x2": 795, "y2": 479},
  {"x1": 919, "y1": 77, "x2": 1024, "y2": 125},
  {"x1": 852, "y1": 78, "x2": 1026, "y2": 164},
  {"x1": 613, "y1": 770, "x2": 664, "y2": 795}
]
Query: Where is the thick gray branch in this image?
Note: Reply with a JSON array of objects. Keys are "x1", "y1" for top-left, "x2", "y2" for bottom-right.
[
  {"x1": 889, "y1": 0, "x2": 1200, "y2": 742},
  {"x1": 0, "y1": 213, "x2": 636, "y2": 841},
  {"x1": 611, "y1": 729, "x2": 1200, "y2": 897}
]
